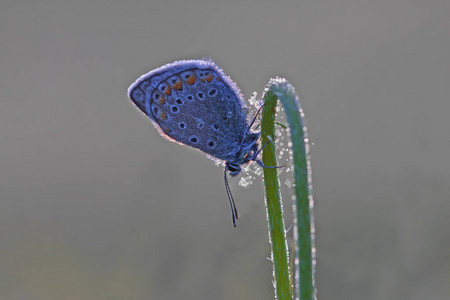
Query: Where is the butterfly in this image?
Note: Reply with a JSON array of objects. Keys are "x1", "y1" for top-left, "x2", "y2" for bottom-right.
[{"x1": 128, "y1": 58, "x2": 274, "y2": 226}]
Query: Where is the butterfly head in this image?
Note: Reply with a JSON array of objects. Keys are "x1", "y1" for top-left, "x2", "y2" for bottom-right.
[{"x1": 225, "y1": 131, "x2": 260, "y2": 176}]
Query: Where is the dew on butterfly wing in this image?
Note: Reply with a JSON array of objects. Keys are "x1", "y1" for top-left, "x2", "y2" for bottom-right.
[{"x1": 212, "y1": 158, "x2": 222, "y2": 167}]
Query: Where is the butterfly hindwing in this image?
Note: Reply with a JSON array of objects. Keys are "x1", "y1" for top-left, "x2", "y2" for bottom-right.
[{"x1": 128, "y1": 59, "x2": 250, "y2": 161}]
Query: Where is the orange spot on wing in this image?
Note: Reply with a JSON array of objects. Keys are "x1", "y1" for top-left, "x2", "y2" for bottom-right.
[
  {"x1": 164, "y1": 86, "x2": 171, "y2": 95},
  {"x1": 164, "y1": 127, "x2": 171, "y2": 133},
  {"x1": 216, "y1": 76, "x2": 221, "y2": 81},
  {"x1": 186, "y1": 75, "x2": 196, "y2": 85},
  {"x1": 159, "y1": 111, "x2": 167, "y2": 120},
  {"x1": 206, "y1": 74, "x2": 213, "y2": 82},
  {"x1": 159, "y1": 97, "x2": 166, "y2": 104},
  {"x1": 172, "y1": 81, "x2": 182, "y2": 90},
  {"x1": 201, "y1": 78, "x2": 205, "y2": 83}
]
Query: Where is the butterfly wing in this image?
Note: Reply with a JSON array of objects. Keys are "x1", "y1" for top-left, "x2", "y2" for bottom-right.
[{"x1": 128, "y1": 59, "x2": 250, "y2": 162}]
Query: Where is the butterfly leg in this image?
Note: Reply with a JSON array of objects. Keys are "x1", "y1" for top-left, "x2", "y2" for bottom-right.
[
  {"x1": 254, "y1": 138, "x2": 271, "y2": 158},
  {"x1": 253, "y1": 138, "x2": 286, "y2": 169},
  {"x1": 255, "y1": 159, "x2": 285, "y2": 169}
]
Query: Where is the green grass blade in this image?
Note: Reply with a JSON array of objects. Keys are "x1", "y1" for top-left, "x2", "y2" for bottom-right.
[
  {"x1": 261, "y1": 88, "x2": 292, "y2": 300},
  {"x1": 261, "y1": 78, "x2": 315, "y2": 300}
]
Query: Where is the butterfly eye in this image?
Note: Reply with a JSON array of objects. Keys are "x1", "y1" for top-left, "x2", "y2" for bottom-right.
[
  {"x1": 153, "y1": 92, "x2": 160, "y2": 100},
  {"x1": 176, "y1": 99, "x2": 183, "y2": 104},
  {"x1": 212, "y1": 124, "x2": 220, "y2": 130},
  {"x1": 197, "y1": 121, "x2": 204, "y2": 129},
  {"x1": 171, "y1": 106, "x2": 179, "y2": 113},
  {"x1": 187, "y1": 95, "x2": 193, "y2": 101},
  {"x1": 207, "y1": 141, "x2": 215, "y2": 147},
  {"x1": 190, "y1": 136, "x2": 198, "y2": 143},
  {"x1": 178, "y1": 122, "x2": 186, "y2": 129}
]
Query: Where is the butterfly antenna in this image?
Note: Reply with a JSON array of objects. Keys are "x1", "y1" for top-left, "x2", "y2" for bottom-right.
[{"x1": 224, "y1": 167, "x2": 238, "y2": 227}]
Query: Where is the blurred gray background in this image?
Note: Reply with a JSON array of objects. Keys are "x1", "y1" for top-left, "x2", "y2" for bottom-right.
[{"x1": 1, "y1": 0, "x2": 449, "y2": 299}]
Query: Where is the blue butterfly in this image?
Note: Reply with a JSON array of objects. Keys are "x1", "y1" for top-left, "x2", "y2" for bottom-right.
[{"x1": 128, "y1": 59, "x2": 275, "y2": 226}]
